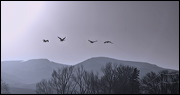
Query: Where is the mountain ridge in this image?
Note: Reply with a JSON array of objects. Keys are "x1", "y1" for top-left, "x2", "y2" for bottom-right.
[{"x1": 1, "y1": 57, "x2": 178, "y2": 94}]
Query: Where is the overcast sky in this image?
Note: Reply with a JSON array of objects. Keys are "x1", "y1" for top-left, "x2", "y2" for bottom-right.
[{"x1": 1, "y1": 1, "x2": 179, "y2": 70}]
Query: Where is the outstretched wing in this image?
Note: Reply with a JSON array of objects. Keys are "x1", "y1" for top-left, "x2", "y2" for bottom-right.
[
  {"x1": 57, "y1": 36, "x2": 62, "y2": 40},
  {"x1": 104, "y1": 41, "x2": 113, "y2": 44},
  {"x1": 88, "y1": 40, "x2": 93, "y2": 43},
  {"x1": 109, "y1": 41, "x2": 113, "y2": 44},
  {"x1": 62, "y1": 37, "x2": 66, "y2": 40}
]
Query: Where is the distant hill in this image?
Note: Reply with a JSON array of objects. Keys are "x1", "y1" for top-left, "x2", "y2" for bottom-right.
[
  {"x1": 1, "y1": 59, "x2": 67, "y2": 89},
  {"x1": 1, "y1": 57, "x2": 177, "y2": 94},
  {"x1": 75, "y1": 57, "x2": 173, "y2": 77}
]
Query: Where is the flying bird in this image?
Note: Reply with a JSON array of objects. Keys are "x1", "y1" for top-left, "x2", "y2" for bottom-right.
[
  {"x1": 43, "y1": 39, "x2": 49, "y2": 42},
  {"x1": 104, "y1": 41, "x2": 113, "y2": 44},
  {"x1": 58, "y1": 36, "x2": 66, "y2": 41},
  {"x1": 88, "y1": 40, "x2": 97, "y2": 43}
]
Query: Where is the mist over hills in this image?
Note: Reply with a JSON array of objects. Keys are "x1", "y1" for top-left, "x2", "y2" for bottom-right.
[
  {"x1": 2, "y1": 59, "x2": 67, "y2": 85},
  {"x1": 75, "y1": 57, "x2": 169, "y2": 77},
  {"x1": 1, "y1": 57, "x2": 177, "y2": 94}
]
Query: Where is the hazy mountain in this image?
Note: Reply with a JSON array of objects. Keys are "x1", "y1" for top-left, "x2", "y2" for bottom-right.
[
  {"x1": 75, "y1": 57, "x2": 172, "y2": 77},
  {"x1": 1, "y1": 59, "x2": 67, "y2": 88},
  {"x1": 1, "y1": 57, "x2": 177, "y2": 94}
]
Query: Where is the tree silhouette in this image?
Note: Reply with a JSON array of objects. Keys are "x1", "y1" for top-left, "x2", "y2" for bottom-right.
[
  {"x1": 84, "y1": 71, "x2": 100, "y2": 94},
  {"x1": 1, "y1": 79, "x2": 10, "y2": 94},
  {"x1": 36, "y1": 63, "x2": 178, "y2": 94},
  {"x1": 36, "y1": 66, "x2": 76, "y2": 94},
  {"x1": 100, "y1": 63, "x2": 140, "y2": 94},
  {"x1": 50, "y1": 66, "x2": 75, "y2": 94},
  {"x1": 100, "y1": 63, "x2": 116, "y2": 94},
  {"x1": 141, "y1": 70, "x2": 179, "y2": 94},
  {"x1": 72, "y1": 66, "x2": 87, "y2": 94},
  {"x1": 129, "y1": 68, "x2": 140, "y2": 94},
  {"x1": 36, "y1": 79, "x2": 53, "y2": 94},
  {"x1": 72, "y1": 66, "x2": 100, "y2": 94}
]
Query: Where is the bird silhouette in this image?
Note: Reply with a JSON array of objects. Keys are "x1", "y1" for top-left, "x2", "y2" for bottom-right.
[
  {"x1": 88, "y1": 40, "x2": 97, "y2": 43},
  {"x1": 104, "y1": 41, "x2": 113, "y2": 44},
  {"x1": 43, "y1": 39, "x2": 49, "y2": 42},
  {"x1": 58, "y1": 36, "x2": 66, "y2": 41}
]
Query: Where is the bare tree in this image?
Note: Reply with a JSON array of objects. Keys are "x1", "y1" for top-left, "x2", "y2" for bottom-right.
[
  {"x1": 113, "y1": 65, "x2": 138, "y2": 94},
  {"x1": 1, "y1": 79, "x2": 10, "y2": 94},
  {"x1": 36, "y1": 79, "x2": 53, "y2": 94},
  {"x1": 159, "y1": 70, "x2": 179, "y2": 94},
  {"x1": 72, "y1": 66, "x2": 87, "y2": 94},
  {"x1": 141, "y1": 70, "x2": 179, "y2": 94},
  {"x1": 72, "y1": 65, "x2": 100, "y2": 94},
  {"x1": 50, "y1": 66, "x2": 76, "y2": 94},
  {"x1": 129, "y1": 68, "x2": 140, "y2": 94},
  {"x1": 36, "y1": 66, "x2": 76, "y2": 94},
  {"x1": 85, "y1": 71, "x2": 100, "y2": 94},
  {"x1": 100, "y1": 63, "x2": 140, "y2": 94},
  {"x1": 100, "y1": 63, "x2": 116, "y2": 94}
]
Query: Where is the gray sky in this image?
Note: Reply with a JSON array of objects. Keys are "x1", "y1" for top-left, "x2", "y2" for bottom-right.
[{"x1": 1, "y1": 1, "x2": 179, "y2": 70}]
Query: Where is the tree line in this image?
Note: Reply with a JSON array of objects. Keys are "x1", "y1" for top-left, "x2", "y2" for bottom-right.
[{"x1": 36, "y1": 63, "x2": 179, "y2": 94}]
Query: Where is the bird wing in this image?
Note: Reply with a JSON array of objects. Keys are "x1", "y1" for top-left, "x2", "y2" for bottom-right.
[
  {"x1": 107, "y1": 41, "x2": 113, "y2": 44},
  {"x1": 62, "y1": 37, "x2": 66, "y2": 40},
  {"x1": 43, "y1": 39, "x2": 47, "y2": 42},
  {"x1": 57, "y1": 36, "x2": 62, "y2": 40}
]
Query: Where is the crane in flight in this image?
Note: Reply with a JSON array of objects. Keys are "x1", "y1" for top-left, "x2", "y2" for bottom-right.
[
  {"x1": 43, "y1": 39, "x2": 49, "y2": 42},
  {"x1": 104, "y1": 41, "x2": 113, "y2": 44},
  {"x1": 88, "y1": 40, "x2": 98, "y2": 43},
  {"x1": 58, "y1": 36, "x2": 66, "y2": 42}
]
